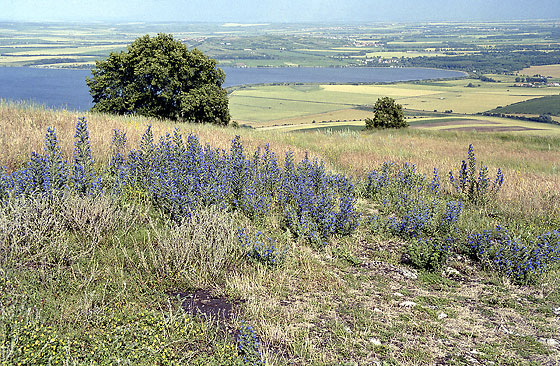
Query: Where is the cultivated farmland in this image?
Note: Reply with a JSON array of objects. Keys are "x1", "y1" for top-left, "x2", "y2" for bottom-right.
[
  {"x1": 520, "y1": 64, "x2": 560, "y2": 78},
  {"x1": 229, "y1": 77, "x2": 560, "y2": 132}
]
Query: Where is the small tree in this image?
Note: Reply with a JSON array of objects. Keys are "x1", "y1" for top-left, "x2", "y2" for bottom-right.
[
  {"x1": 87, "y1": 33, "x2": 230, "y2": 125},
  {"x1": 365, "y1": 97, "x2": 407, "y2": 129}
]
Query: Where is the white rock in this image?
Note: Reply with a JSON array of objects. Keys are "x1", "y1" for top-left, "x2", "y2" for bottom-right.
[
  {"x1": 445, "y1": 267, "x2": 461, "y2": 276},
  {"x1": 500, "y1": 326, "x2": 512, "y2": 335},
  {"x1": 399, "y1": 301, "x2": 417, "y2": 308},
  {"x1": 464, "y1": 355, "x2": 480, "y2": 365},
  {"x1": 369, "y1": 337, "x2": 382, "y2": 346},
  {"x1": 373, "y1": 307, "x2": 382, "y2": 313},
  {"x1": 400, "y1": 268, "x2": 418, "y2": 280},
  {"x1": 539, "y1": 338, "x2": 559, "y2": 347},
  {"x1": 438, "y1": 312, "x2": 448, "y2": 320},
  {"x1": 393, "y1": 292, "x2": 404, "y2": 297},
  {"x1": 553, "y1": 307, "x2": 560, "y2": 316}
]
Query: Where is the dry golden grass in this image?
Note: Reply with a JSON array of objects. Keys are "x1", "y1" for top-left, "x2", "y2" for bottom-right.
[
  {"x1": 0, "y1": 101, "x2": 318, "y2": 172},
  {"x1": 520, "y1": 64, "x2": 560, "y2": 78}
]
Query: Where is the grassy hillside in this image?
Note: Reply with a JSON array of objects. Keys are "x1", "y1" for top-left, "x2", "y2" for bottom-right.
[
  {"x1": 487, "y1": 95, "x2": 560, "y2": 116},
  {"x1": 1, "y1": 102, "x2": 560, "y2": 365}
]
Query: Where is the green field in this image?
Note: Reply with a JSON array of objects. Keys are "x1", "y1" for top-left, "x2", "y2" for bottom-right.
[
  {"x1": 229, "y1": 78, "x2": 560, "y2": 134},
  {"x1": 487, "y1": 95, "x2": 560, "y2": 116}
]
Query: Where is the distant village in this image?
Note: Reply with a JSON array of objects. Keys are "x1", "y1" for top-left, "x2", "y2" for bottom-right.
[
  {"x1": 513, "y1": 81, "x2": 560, "y2": 88},
  {"x1": 513, "y1": 76, "x2": 560, "y2": 88}
]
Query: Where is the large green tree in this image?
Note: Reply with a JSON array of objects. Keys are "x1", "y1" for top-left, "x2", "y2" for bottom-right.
[
  {"x1": 86, "y1": 33, "x2": 230, "y2": 125},
  {"x1": 365, "y1": 97, "x2": 407, "y2": 129}
]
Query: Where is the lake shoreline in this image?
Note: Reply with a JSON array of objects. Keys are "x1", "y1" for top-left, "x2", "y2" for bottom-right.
[{"x1": 0, "y1": 66, "x2": 467, "y2": 112}]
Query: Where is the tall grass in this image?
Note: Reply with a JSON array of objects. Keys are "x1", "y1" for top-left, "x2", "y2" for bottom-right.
[
  {"x1": 0, "y1": 100, "x2": 315, "y2": 172},
  {"x1": 146, "y1": 207, "x2": 246, "y2": 289}
]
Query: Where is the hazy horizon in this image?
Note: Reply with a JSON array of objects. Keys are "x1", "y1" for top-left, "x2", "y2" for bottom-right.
[{"x1": 2, "y1": 0, "x2": 560, "y2": 23}]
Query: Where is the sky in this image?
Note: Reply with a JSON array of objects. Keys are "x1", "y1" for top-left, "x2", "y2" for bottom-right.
[{"x1": 2, "y1": 0, "x2": 560, "y2": 23}]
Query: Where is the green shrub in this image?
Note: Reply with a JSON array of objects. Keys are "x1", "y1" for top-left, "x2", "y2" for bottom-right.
[
  {"x1": 407, "y1": 238, "x2": 452, "y2": 271},
  {"x1": 365, "y1": 97, "x2": 407, "y2": 129}
]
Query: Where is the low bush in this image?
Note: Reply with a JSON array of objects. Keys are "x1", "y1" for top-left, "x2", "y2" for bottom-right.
[
  {"x1": 148, "y1": 207, "x2": 243, "y2": 288},
  {"x1": 408, "y1": 238, "x2": 453, "y2": 271}
]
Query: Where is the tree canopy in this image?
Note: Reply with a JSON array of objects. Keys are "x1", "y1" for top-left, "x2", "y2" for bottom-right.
[
  {"x1": 365, "y1": 97, "x2": 407, "y2": 129},
  {"x1": 86, "y1": 33, "x2": 230, "y2": 125}
]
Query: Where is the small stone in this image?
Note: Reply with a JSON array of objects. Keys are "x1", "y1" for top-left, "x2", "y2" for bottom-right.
[
  {"x1": 438, "y1": 312, "x2": 448, "y2": 320},
  {"x1": 464, "y1": 355, "x2": 480, "y2": 365},
  {"x1": 553, "y1": 307, "x2": 560, "y2": 316},
  {"x1": 369, "y1": 337, "x2": 382, "y2": 346},
  {"x1": 399, "y1": 300, "x2": 417, "y2": 308},
  {"x1": 500, "y1": 326, "x2": 512, "y2": 335},
  {"x1": 445, "y1": 267, "x2": 461, "y2": 277},
  {"x1": 469, "y1": 349, "x2": 482, "y2": 355},
  {"x1": 373, "y1": 307, "x2": 382, "y2": 313},
  {"x1": 400, "y1": 268, "x2": 418, "y2": 280},
  {"x1": 393, "y1": 292, "x2": 404, "y2": 297}
]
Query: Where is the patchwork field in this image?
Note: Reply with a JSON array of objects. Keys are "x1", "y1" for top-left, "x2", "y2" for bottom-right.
[
  {"x1": 1, "y1": 20, "x2": 559, "y2": 70},
  {"x1": 229, "y1": 78, "x2": 560, "y2": 134},
  {"x1": 268, "y1": 116, "x2": 560, "y2": 137}
]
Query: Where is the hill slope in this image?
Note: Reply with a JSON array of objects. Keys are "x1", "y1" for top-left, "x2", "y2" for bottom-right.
[{"x1": 487, "y1": 95, "x2": 560, "y2": 116}]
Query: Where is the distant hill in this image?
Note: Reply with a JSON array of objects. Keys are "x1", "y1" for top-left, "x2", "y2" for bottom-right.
[{"x1": 487, "y1": 95, "x2": 560, "y2": 116}]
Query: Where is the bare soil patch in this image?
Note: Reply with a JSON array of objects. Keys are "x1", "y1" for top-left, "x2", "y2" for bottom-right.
[{"x1": 177, "y1": 289, "x2": 243, "y2": 324}]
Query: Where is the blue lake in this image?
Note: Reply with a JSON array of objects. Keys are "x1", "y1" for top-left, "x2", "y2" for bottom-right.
[{"x1": 0, "y1": 66, "x2": 465, "y2": 112}]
